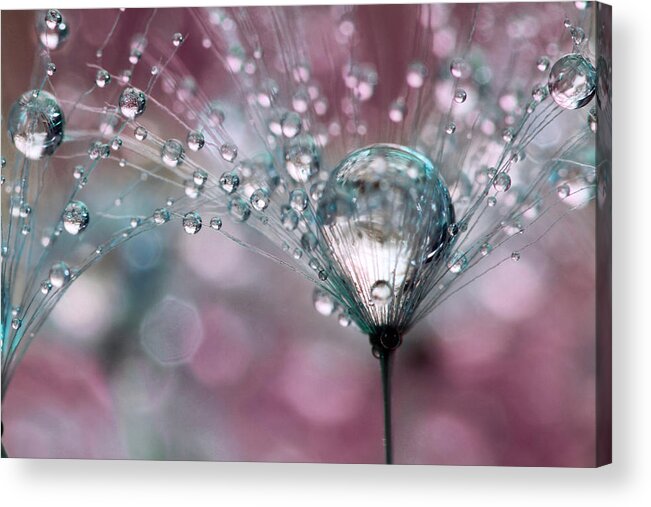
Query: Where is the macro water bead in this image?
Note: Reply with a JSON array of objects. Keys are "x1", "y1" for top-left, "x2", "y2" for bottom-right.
[
  {"x1": 7, "y1": 90, "x2": 65, "y2": 160},
  {"x1": 548, "y1": 53, "x2": 597, "y2": 110},
  {"x1": 62, "y1": 201, "x2": 90, "y2": 235},
  {"x1": 119, "y1": 87, "x2": 147, "y2": 119},
  {"x1": 317, "y1": 144, "x2": 454, "y2": 331}
]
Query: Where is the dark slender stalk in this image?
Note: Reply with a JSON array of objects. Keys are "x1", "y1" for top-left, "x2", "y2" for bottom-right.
[
  {"x1": 1, "y1": 422, "x2": 7, "y2": 458},
  {"x1": 379, "y1": 348, "x2": 394, "y2": 464}
]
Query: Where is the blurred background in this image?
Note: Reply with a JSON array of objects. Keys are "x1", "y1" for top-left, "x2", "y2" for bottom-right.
[{"x1": 1, "y1": 4, "x2": 598, "y2": 465}]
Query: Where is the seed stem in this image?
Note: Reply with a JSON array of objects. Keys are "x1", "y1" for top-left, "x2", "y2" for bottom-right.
[{"x1": 379, "y1": 347, "x2": 394, "y2": 464}]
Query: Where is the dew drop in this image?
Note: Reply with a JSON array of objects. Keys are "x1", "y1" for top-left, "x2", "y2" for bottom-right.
[
  {"x1": 548, "y1": 54, "x2": 597, "y2": 109},
  {"x1": 119, "y1": 87, "x2": 147, "y2": 119},
  {"x1": 40, "y1": 280, "x2": 52, "y2": 295},
  {"x1": 11, "y1": 318, "x2": 21, "y2": 330},
  {"x1": 46, "y1": 62, "x2": 57, "y2": 76},
  {"x1": 45, "y1": 9, "x2": 62, "y2": 30},
  {"x1": 88, "y1": 141, "x2": 110, "y2": 160},
  {"x1": 161, "y1": 139, "x2": 185, "y2": 167},
  {"x1": 445, "y1": 122, "x2": 456, "y2": 134},
  {"x1": 447, "y1": 253, "x2": 468, "y2": 274},
  {"x1": 153, "y1": 207, "x2": 170, "y2": 224},
  {"x1": 289, "y1": 188, "x2": 308, "y2": 212},
  {"x1": 182, "y1": 211, "x2": 202, "y2": 234},
  {"x1": 389, "y1": 101, "x2": 406, "y2": 123},
  {"x1": 250, "y1": 188, "x2": 270, "y2": 211},
  {"x1": 96, "y1": 69, "x2": 111, "y2": 88},
  {"x1": 280, "y1": 205, "x2": 299, "y2": 230},
  {"x1": 313, "y1": 288, "x2": 336, "y2": 316},
  {"x1": 172, "y1": 32, "x2": 185, "y2": 47},
  {"x1": 193, "y1": 169, "x2": 208, "y2": 187},
  {"x1": 531, "y1": 83, "x2": 549, "y2": 102},
  {"x1": 370, "y1": 280, "x2": 392, "y2": 304},
  {"x1": 450, "y1": 58, "x2": 470, "y2": 79},
  {"x1": 219, "y1": 171, "x2": 240, "y2": 193},
  {"x1": 480, "y1": 243, "x2": 492, "y2": 256},
  {"x1": 588, "y1": 107, "x2": 598, "y2": 133},
  {"x1": 219, "y1": 143, "x2": 238, "y2": 162},
  {"x1": 209, "y1": 217, "x2": 223, "y2": 230},
  {"x1": 134, "y1": 126, "x2": 148, "y2": 141},
  {"x1": 406, "y1": 61, "x2": 428, "y2": 88},
  {"x1": 8, "y1": 90, "x2": 64, "y2": 160},
  {"x1": 62, "y1": 201, "x2": 90, "y2": 235},
  {"x1": 228, "y1": 196, "x2": 251, "y2": 222},
  {"x1": 454, "y1": 88, "x2": 467, "y2": 103},
  {"x1": 49, "y1": 261, "x2": 71, "y2": 288},
  {"x1": 557, "y1": 184, "x2": 570, "y2": 198},
  {"x1": 536, "y1": 56, "x2": 550, "y2": 72},
  {"x1": 187, "y1": 131, "x2": 205, "y2": 151},
  {"x1": 511, "y1": 251, "x2": 521, "y2": 262},
  {"x1": 493, "y1": 173, "x2": 512, "y2": 192}
]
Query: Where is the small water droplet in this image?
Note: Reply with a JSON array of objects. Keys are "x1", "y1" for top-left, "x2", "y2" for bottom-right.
[
  {"x1": 454, "y1": 88, "x2": 467, "y2": 103},
  {"x1": 63, "y1": 201, "x2": 90, "y2": 235},
  {"x1": 219, "y1": 171, "x2": 240, "y2": 193},
  {"x1": 511, "y1": 251, "x2": 521, "y2": 262},
  {"x1": 557, "y1": 184, "x2": 570, "y2": 198},
  {"x1": 161, "y1": 139, "x2": 184, "y2": 167},
  {"x1": 153, "y1": 208, "x2": 170, "y2": 224},
  {"x1": 289, "y1": 188, "x2": 308, "y2": 212},
  {"x1": 187, "y1": 131, "x2": 205, "y2": 151},
  {"x1": 493, "y1": 173, "x2": 512, "y2": 192},
  {"x1": 219, "y1": 143, "x2": 238, "y2": 162},
  {"x1": 182, "y1": 211, "x2": 202, "y2": 234},
  {"x1": 46, "y1": 62, "x2": 56, "y2": 76},
  {"x1": 45, "y1": 9, "x2": 62, "y2": 30},
  {"x1": 280, "y1": 205, "x2": 299, "y2": 230},
  {"x1": 96, "y1": 69, "x2": 111, "y2": 88},
  {"x1": 228, "y1": 196, "x2": 251, "y2": 222},
  {"x1": 536, "y1": 56, "x2": 550, "y2": 72},
  {"x1": 250, "y1": 188, "x2": 270, "y2": 211},
  {"x1": 406, "y1": 61, "x2": 428, "y2": 88},
  {"x1": 49, "y1": 261, "x2": 71, "y2": 288},
  {"x1": 313, "y1": 288, "x2": 336, "y2": 316},
  {"x1": 119, "y1": 87, "x2": 147, "y2": 119},
  {"x1": 450, "y1": 58, "x2": 470, "y2": 79},
  {"x1": 209, "y1": 217, "x2": 222, "y2": 230},
  {"x1": 448, "y1": 253, "x2": 468, "y2": 274},
  {"x1": 134, "y1": 126, "x2": 148, "y2": 141},
  {"x1": 445, "y1": 122, "x2": 456, "y2": 134},
  {"x1": 370, "y1": 280, "x2": 392, "y2": 304},
  {"x1": 172, "y1": 32, "x2": 184, "y2": 47},
  {"x1": 40, "y1": 280, "x2": 52, "y2": 294}
]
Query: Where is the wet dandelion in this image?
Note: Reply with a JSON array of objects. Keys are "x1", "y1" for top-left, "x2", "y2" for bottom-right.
[{"x1": 1, "y1": 3, "x2": 610, "y2": 463}]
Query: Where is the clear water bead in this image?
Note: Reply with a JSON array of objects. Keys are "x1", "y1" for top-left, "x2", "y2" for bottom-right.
[
  {"x1": 172, "y1": 32, "x2": 185, "y2": 47},
  {"x1": 187, "y1": 131, "x2": 205, "y2": 151},
  {"x1": 49, "y1": 261, "x2": 71, "y2": 288},
  {"x1": 182, "y1": 212, "x2": 202, "y2": 234},
  {"x1": 119, "y1": 87, "x2": 147, "y2": 119},
  {"x1": 454, "y1": 88, "x2": 467, "y2": 103},
  {"x1": 134, "y1": 126, "x2": 148, "y2": 141},
  {"x1": 220, "y1": 143, "x2": 238, "y2": 162},
  {"x1": 493, "y1": 173, "x2": 512, "y2": 192},
  {"x1": 62, "y1": 201, "x2": 90, "y2": 235},
  {"x1": 536, "y1": 56, "x2": 550, "y2": 72},
  {"x1": 289, "y1": 189, "x2": 308, "y2": 212},
  {"x1": 548, "y1": 54, "x2": 597, "y2": 109},
  {"x1": 219, "y1": 171, "x2": 240, "y2": 193},
  {"x1": 228, "y1": 197, "x2": 251, "y2": 222},
  {"x1": 250, "y1": 188, "x2": 270, "y2": 211},
  {"x1": 8, "y1": 90, "x2": 64, "y2": 160},
  {"x1": 209, "y1": 217, "x2": 223, "y2": 230},
  {"x1": 161, "y1": 139, "x2": 184, "y2": 167},
  {"x1": 153, "y1": 208, "x2": 171, "y2": 224},
  {"x1": 45, "y1": 9, "x2": 62, "y2": 30},
  {"x1": 96, "y1": 69, "x2": 111, "y2": 88},
  {"x1": 313, "y1": 289, "x2": 337, "y2": 316},
  {"x1": 370, "y1": 281, "x2": 393, "y2": 304},
  {"x1": 46, "y1": 62, "x2": 56, "y2": 76}
]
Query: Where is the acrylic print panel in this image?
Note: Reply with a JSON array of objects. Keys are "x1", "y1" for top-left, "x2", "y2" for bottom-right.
[{"x1": 0, "y1": 2, "x2": 611, "y2": 466}]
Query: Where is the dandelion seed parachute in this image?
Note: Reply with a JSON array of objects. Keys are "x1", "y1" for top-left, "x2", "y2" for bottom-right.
[{"x1": 1, "y1": 4, "x2": 606, "y2": 462}]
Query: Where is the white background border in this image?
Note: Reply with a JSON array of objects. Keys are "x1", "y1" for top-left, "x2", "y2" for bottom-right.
[{"x1": 2, "y1": 0, "x2": 649, "y2": 504}]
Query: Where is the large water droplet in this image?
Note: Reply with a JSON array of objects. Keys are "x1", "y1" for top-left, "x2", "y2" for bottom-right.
[
  {"x1": 548, "y1": 54, "x2": 597, "y2": 109},
  {"x1": 219, "y1": 171, "x2": 240, "y2": 193},
  {"x1": 250, "y1": 188, "x2": 270, "y2": 211},
  {"x1": 62, "y1": 201, "x2": 90, "y2": 235},
  {"x1": 8, "y1": 90, "x2": 64, "y2": 160}
]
